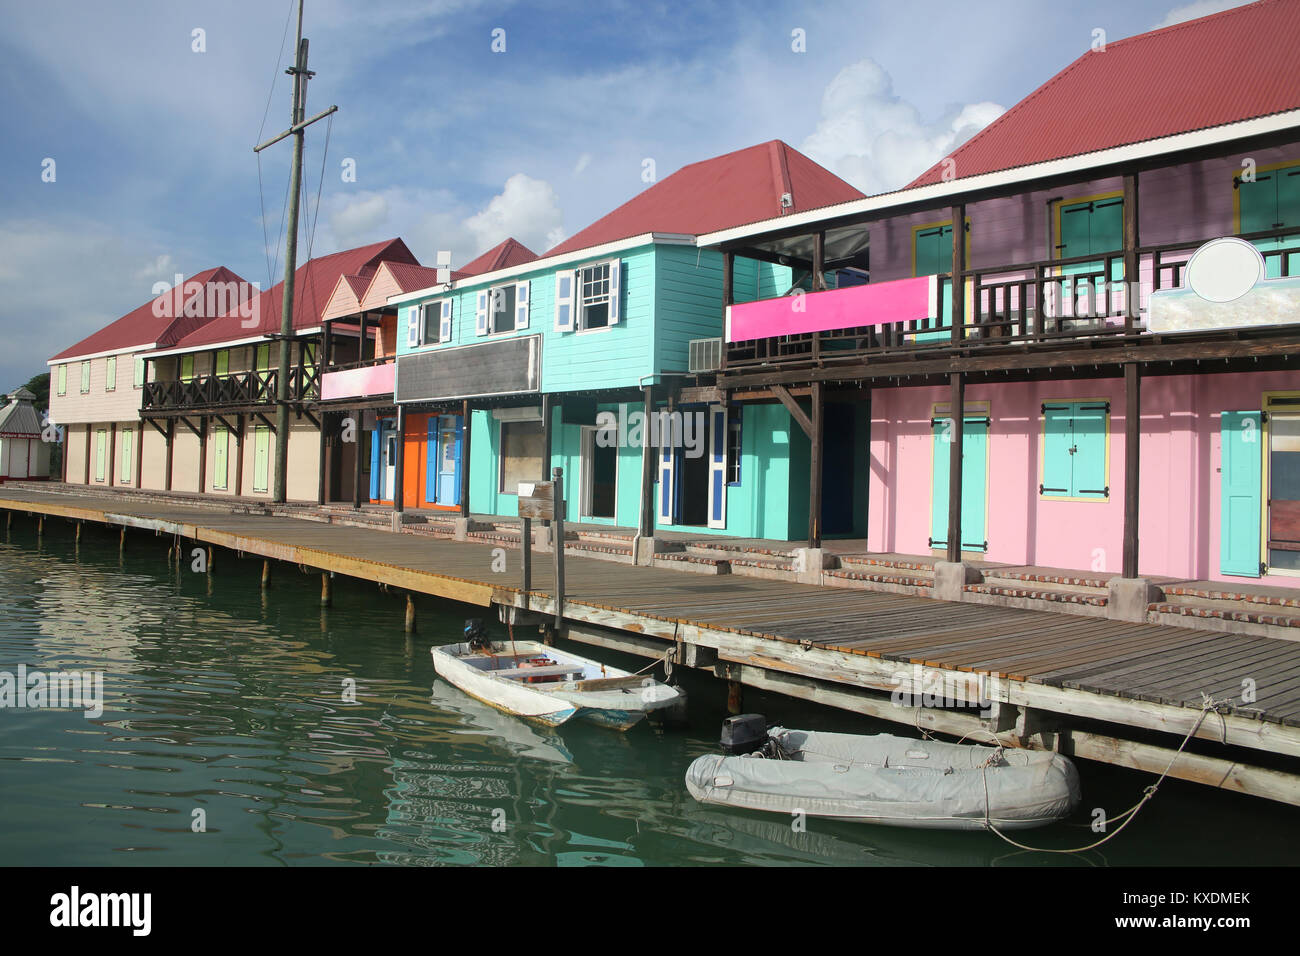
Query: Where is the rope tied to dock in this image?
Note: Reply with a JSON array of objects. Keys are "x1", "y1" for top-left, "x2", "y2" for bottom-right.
[{"x1": 979, "y1": 693, "x2": 1233, "y2": 854}]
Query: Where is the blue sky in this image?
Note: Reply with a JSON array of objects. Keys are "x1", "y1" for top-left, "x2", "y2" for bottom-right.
[{"x1": 0, "y1": 0, "x2": 1251, "y2": 391}]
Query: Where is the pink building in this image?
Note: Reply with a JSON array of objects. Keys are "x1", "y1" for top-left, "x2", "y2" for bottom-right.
[{"x1": 698, "y1": 0, "x2": 1300, "y2": 595}]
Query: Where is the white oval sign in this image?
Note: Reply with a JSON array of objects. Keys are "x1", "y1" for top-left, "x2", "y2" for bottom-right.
[{"x1": 1186, "y1": 237, "x2": 1264, "y2": 303}]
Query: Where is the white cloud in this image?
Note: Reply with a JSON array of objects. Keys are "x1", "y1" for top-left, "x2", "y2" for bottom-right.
[
  {"x1": 1154, "y1": 0, "x2": 1253, "y2": 28},
  {"x1": 462, "y1": 174, "x2": 566, "y2": 255},
  {"x1": 133, "y1": 254, "x2": 175, "y2": 283},
  {"x1": 799, "y1": 59, "x2": 1004, "y2": 195},
  {"x1": 573, "y1": 153, "x2": 592, "y2": 176},
  {"x1": 328, "y1": 193, "x2": 391, "y2": 243}
]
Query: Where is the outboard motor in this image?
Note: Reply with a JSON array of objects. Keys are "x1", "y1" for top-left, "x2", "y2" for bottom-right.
[
  {"x1": 720, "y1": 714, "x2": 769, "y2": 755},
  {"x1": 464, "y1": 619, "x2": 491, "y2": 652}
]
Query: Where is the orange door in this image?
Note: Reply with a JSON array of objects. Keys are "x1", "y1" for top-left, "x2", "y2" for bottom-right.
[{"x1": 402, "y1": 413, "x2": 430, "y2": 509}]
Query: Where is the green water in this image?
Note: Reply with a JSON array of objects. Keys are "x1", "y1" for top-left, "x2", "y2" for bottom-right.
[{"x1": 1, "y1": 519, "x2": 1298, "y2": 867}]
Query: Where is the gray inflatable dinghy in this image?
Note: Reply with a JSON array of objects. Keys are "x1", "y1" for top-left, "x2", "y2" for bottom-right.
[{"x1": 686, "y1": 718, "x2": 1081, "y2": 831}]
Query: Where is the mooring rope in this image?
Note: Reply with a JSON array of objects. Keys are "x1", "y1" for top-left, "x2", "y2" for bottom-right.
[{"x1": 980, "y1": 692, "x2": 1232, "y2": 854}]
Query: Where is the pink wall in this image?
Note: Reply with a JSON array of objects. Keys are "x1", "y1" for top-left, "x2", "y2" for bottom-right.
[
  {"x1": 320, "y1": 361, "x2": 395, "y2": 401},
  {"x1": 867, "y1": 370, "x2": 1300, "y2": 586}
]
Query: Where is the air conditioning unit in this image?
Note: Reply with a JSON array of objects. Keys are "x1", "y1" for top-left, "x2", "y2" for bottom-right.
[{"x1": 688, "y1": 337, "x2": 722, "y2": 373}]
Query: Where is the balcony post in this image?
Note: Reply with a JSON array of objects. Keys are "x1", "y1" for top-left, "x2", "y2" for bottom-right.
[
  {"x1": 638, "y1": 384, "x2": 655, "y2": 540},
  {"x1": 720, "y1": 250, "x2": 733, "y2": 372},
  {"x1": 317, "y1": 411, "x2": 328, "y2": 506},
  {"x1": 1123, "y1": 172, "x2": 1140, "y2": 332},
  {"x1": 351, "y1": 408, "x2": 363, "y2": 509},
  {"x1": 164, "y1": 419, "x2": 174, "y2": 492},
  {"x1": 950, "y1": 205, "x2": 965, "y2": 344},
  {"x1": 108, "y1": 423, "x2": 116, "y2": 488},
  {"x1": 1122, "y1": 362, "x2": 1141, "y2": 578},
  {"x1": 198, "y1": 417, "x2": 208, "y2": 493},
  {"x1": 322, "y1": 319, "x2": 333, "y2": 370},
  {"x1": 393, "y1": 405, "x2": 406, "y2": 516},
  {"x1": 946, "y1": 372, "x2": 964, "y2": 563},
  {"x1": 358, "y1": 314, "x2": 369, "y2": 363},
  {"x1": 235, "y1": 415, "x2": 245, "y2": 497},
  {"x1": 808, "y1": 381, "x2": 824, "y2": 549},
  {"x1": 812, "y1": 232, "x2": 825, "y2": 362},
  {"x1": 459, "y1": 400, "x2": 472, "y2": 519},
  {"x1": 83, "y1": 425, "x2": 90, "y2": 484}
]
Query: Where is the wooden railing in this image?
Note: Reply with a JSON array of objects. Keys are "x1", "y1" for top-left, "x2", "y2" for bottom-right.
[
  {"x1": 143, "y1": 366, "x2": 321, "y2": 410},
  {"x1": 725, "y1": 225, "x2": 1299, "y2": 370}
]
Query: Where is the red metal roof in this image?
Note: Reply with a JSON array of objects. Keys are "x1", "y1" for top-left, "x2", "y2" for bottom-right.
[
  {"x1": 166, "y1": 238, "x2": 417, "y2": 351},
  {"x1": 909, "y1": 0, "x2": 1300, "y2": 188},
  {"x1": 544, "y1": 140, "x2": 864, "y2": 258},
  {"x1": 382, "y1": 261, "x2": 467, "y2": 292},
  {"x1": 50, "y1": 266, "x2": 250, "y2": 362},
  {"x1": 458, "y1": 237, "x2": 538, "y2": 276}
]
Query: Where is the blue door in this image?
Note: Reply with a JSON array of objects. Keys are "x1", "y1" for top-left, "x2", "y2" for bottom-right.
[{"x1": 436, "y1": 415, "x2": 462, "y2": 506}]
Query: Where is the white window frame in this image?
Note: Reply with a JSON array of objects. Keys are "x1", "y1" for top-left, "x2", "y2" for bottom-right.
[
  {"x1": 488, "y1": 284, "x2": 517, "y2": 336},
  {"x1": 578, "y1": 262, "x2": 612, "y2": 332}
]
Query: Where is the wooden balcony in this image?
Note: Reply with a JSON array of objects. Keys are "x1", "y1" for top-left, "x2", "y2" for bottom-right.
[
  {"x1": 724, "y1": 226, "x2": 1299, "y2": 373},
  {"x1": 142, "y1": 367, "x2": 321, "y2": 411}
]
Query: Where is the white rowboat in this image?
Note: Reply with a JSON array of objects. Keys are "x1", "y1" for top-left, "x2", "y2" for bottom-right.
[{"x1": 430, "y1": 640, "x2": 681, "y2": 731}]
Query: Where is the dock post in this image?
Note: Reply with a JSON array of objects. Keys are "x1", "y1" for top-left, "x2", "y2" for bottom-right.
[
  {"x1": 207, "y1": 547, "x2": 214, "y2": 573},
  {"x1": 75, "y1": 522, "x2": 81, "y2": 546},
  {"x1": 726, "y1": 680, "x2": 743, "y2": 716},
  {"x1": 552, "y1": 467, "x2": 565, "y2": 630},
  {"x1": 119, "y1": 527, "x2": 125, "y2": 552},
  {"x1": 320, "y1": 572, "x2": 331, "y2": 607},
  {"x1": 37, "y1": 516, "x2": 43, "y2": 538},
  {"x1": 404, "y1": 593, "x2": 416, "y2": 633},
  {"x1": 261, "y1": 560, "x2": 272, "y2": 590}
]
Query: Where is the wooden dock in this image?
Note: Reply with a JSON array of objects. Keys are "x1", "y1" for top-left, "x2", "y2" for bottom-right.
[{"x1": 4, "y1": 487, "x2": 1300, "y2": 809}]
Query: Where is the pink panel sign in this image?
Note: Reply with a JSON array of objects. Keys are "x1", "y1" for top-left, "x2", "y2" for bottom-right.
[
  {"x1": 726, "y1": 275, "x2": 936, "y2": 342},
  {"x1": 321, "y1": 361, "x2": 396, "y2": 401}
]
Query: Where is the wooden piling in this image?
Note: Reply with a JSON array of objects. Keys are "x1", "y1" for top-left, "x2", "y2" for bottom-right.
[
  {"x1": 321, "y1": 572, "x2": 332, "y2": 607},
  {"x1": 404, "y1": 593, "x2": 416, "y2": 633},
  {"x1": 261, "y1": 560, "x2": 272, "y2": 589},
  {"x1": 726, "y1": 680, "x2": 744, "y2": 716}
]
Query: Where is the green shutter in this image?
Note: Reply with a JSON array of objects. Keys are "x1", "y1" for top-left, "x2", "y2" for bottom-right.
[
  {"x1": 120, "y1": 429, "x2": 132, "y2": 482},
  {"x1": 253, "y1": 426, "x2": 270, "y2": 493},
  {"x1": 94, "y1": 430, "x2": 106, "y2": 482},
  {"x1": 1071, "y1": 403, "x2": 1109, "y2": 498},
  {"x1": 213, "y1": 426, "x2": 228, "y2": 490},
  {"x1": 914, "y1": 225, "x2": 952, "y2": 342},
  {"x1": 215, "y1": 350, "x2": 229, "y2": 376},
  {"x1": 1041, "y1": 405, "x2": 1074, "y2": 496},
  {"x1": 1220, "y1": 411, "x2": 1262, "y2": 577},
  {"x1": 1278, "y1": 169, "x2": 1300, "y2": 278},
  {"x1": 1241, "y1": 173, "x2": 1283, "y2": 278},
  {"x1": 181, "y1": 355, "x2": 194, "y2": 382},
  {"x1": 931, "y1": 419, "x2": 952, "y2": 546}
]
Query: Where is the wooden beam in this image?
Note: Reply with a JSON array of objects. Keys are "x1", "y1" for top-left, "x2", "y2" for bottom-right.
[
  {"x1": 197, "y1": 417, "x2": 207, "y2": 493},
  {"x1": 133, "y1": 421, "x2": 143, "y2": 488},
  {"x1": 83, "y1": 424, "x2": 90, "y2": 485},
  {"x1": 164, "y1": 419, "x2": 174, "y2": 491},
  {"x1": 317, "y1": 410, "x2": 328, "y2": 506},
  {"x1": 721, "y1": 250, "x2": 733, "y2": 373},
  {"x1": 1123, "y1": 362, "x2": 1141, "y2": 577},
  {"x1": 808, "y1": 381, "x2": 823, "y2": 549},
  {"x1": 352, "y1": 408, "x2": 364, "y2": 509},
  {"x1": 771, "y1": 383, "x2": 813, "y2": 438},
  {"x1": 235, "y1": 415, "x2": 245, "y2": 497},
  {"x1": 1123, "y1": 173, "x2": 1140, "y2": 333},
  {"x1": 950, "y1": 204, "x2": 966, "y2": 345},
  {"x1": 946, "y1": 372, "x2": 964, "y2": 563},
  {"x1": 459, "y1": 401, "x2": 472, "y2": 518},
  {"x1": 393, "y1": 405, "x2": 406, "y2": 514},
  {"x1": 107, "y1": 423, "x2": 116, "y2": 488},
  {"x1": 639, "y1": 385, "x2": 655, "y2": 538}
]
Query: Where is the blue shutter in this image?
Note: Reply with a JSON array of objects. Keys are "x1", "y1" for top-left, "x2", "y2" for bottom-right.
[
  {"x1": 1071, "y1": 403, "x2": 1109, "y2": 498},
  {"x1": 515, "y1": 281, "x2": 530, "y2": 330},
  {"x1": 555, "y1": 271, "x2": 574, "y2": 332},
  {"x1": 1041, "y1": 405, "x2": 1073, "y2": 496},
  {"x1": 707, "y1": 405, "x2": 727, "y2": 528},
  {"x1": 369, "y1": 427, "x2": 381, "y2": 501},
  {"x1": 440, "y1": 299, "x2": 452, "y2": 342},
  {"x1": 425, "y1": 416, "x2": 438, "y2": 503},
  {"x1": 1220, "y1": 410, "x2": 1263, "y2": 577},
  {"x1": 607, "y1": 258, "x2": 622, "y2": 324}
]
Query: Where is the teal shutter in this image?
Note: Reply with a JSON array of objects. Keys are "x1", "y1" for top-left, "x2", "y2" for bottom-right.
[
  {"x1": 960, "y1": 420, "x2": 987, "y2": 551},
  {"x1": 930, "y1": 418, "x2": 952, "y2": 546},
  {"x1": 1220, "y1": 410, "x2": 1262, "y2": 577},
  {"x1": 1071, "y1": 403, "x2": 1109, "y2": 498},
  {"x1": 914, "y1": 225, "x2": 952, "y2": 342},
  {"x1": 1240, "y1": 174, "x2": 1281, "y2": 277},
  {"x1": 1278, "y1": 169, "x2": 1300, "y2": 277},
  {"x1": 426, "y1": 417, "x2": 438, "y2": 503},
  {"x1": 1041, "y1": 405, "x2": 1074, "y2": 496}
]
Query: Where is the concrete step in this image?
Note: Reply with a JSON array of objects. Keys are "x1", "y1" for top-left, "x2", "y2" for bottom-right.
[
  {"x1": 965, "y1": 582, "x2": 1109, "y2": 607},
  {"x1": 653, "y1": 552, "x2": 731, "y2": 574},
  {"x1": 822, "y1": 566, "x2": 934, "y2": 596},
  {"x1": 1148, "y1": 597, "x2": 1300, "y2": 639},
  {"x1": 836, "y1": 554, "x2": 934, "y2": 573},
  {"x1": 682, "y1": 541, "x2": 799, "y2": 561},
  {"x1": 566, "y1": 541, "x2": 634, "y2": 563}
]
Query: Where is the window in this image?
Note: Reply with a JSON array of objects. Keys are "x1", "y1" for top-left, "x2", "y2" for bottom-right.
[
  {"x1": 255, "y1": 344, "x2": 272, "y2": 383},
  {"x1": 1238, "y1": 162, "x2": 1300, "y2": 278},
  {"x1": 180, "y1": 354, "x2": 195, "y2": 382},
  {"x1": 57, "y1": 364, "x2": 66, "y2": 396},
  {"x1": 80, "y1": 361, "x2": 90, "y2": 393},
  {"x1": 105, "y1": 355, "x2": 116, "y2": 391},
  {"x1": 1041, "y1": 401, "x2": 1109, "y2": 499},
  {"x1": 726, "y1": 406, "x2": 743, "y2": 485},
  {"x1": 579, "y1": 263, "x2": 610, "y2": 329},
  {"x1": 133, "y1": 356, "x2": 145, "y2": 388},
  {"x1": 215, "y1": 349, "x2": 229, "y2": 377},
  {"x1": 422, "y1": 302, "x2": 443, "y2": 345},
  {"x1": 489, "y1": 285, "x2": 516, "y2": 334},
  {"x1": 499, "y1": 420, "x2": 543, "y2": 493},
  {"x1": 301, "y1": 342, "x2": 317, "y2": 377}
]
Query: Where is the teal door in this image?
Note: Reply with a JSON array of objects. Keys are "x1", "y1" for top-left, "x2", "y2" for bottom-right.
[
  {"x1": 1058, "y1": 197, "x2": 1124, "y2": 319},
  {"x1": 436, "y1": 415, "x2": 462, "y2": 506},
  {"x1": 931, "y1": 416, "x2": 988, "y2": 552},
  {"x1": 1239, "y1": 167, "x2": 1300, "y2": 278},
  {"x1": 1220, "y1": 410, "x2": 1262, "y2": 577},
  {"x1": 914, "y1": 224, "x2": 953, "y2": 342}
]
